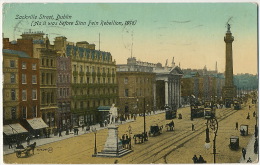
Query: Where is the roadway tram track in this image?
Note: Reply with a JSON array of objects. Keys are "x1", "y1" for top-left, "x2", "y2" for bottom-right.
[
  {"x1": 124, "y1": 109, "x2": 233, "y2": 162},
  {"x1": 34, "y1": 108, "x2": 237, "y2": 163},
  {"x1": 125, "y1": 109, "x2": 238, "y2": 164},
  {"x1": 157, "y1": 109, "x2": 239, "y2": 164},
  {"x1": 121, "y1": 109, "x2": 233, "y2": 162}
]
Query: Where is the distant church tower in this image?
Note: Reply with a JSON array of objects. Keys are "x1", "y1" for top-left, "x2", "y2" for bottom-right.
[
  {"x1": 222, "y1": 24, "x2": 236, "y2": 107},
  {"x1": 215, "y1": 61, "x2": 218, "y2": 73}
]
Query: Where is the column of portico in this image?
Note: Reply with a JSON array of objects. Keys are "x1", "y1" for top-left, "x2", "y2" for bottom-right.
[
  {"x1": 172, "y1": 79, "x2": 174, "y2": 108},
  {"x1": 165, "y1": 80, "x2": 169, "y2": 106},
  {"x1": 179, "y1": 77, "x2": 182, "y2": 107},
  {"x1": 171, "y1": 81, "x2": 174, "y2": 108},
  {"x1": 176, "y1": 79, "x2": 180, "y2": 108},
  {"x1": 168, "y1": 80, "x2": 172, "y2": 106},
  {"x1": 153, "y1": 82, "x2": 156, "y2": 111}
]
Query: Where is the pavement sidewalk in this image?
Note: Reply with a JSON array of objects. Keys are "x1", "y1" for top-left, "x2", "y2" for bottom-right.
[
  {"x1": 3, "y1": 110, "x2": 165, "y2": 156},
  {"x1": 239, "y1": 134, "x2": 259, "y2": 163}
]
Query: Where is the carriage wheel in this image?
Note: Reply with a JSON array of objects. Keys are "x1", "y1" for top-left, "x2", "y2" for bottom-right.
[
  {"x1": 16, "y1": 152, "x2": 21, "y2": 158},
  {"x1": 25, "y1": 151, "x2": 29, "y2": 157}
]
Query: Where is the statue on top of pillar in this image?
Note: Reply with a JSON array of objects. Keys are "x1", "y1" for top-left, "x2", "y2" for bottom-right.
[{"x1": 227, "y1": 23, "x2": 231, "y2": 32}]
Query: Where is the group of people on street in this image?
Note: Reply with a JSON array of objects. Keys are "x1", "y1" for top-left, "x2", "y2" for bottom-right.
[{"x1": 192, "y1": 155, "x2": 206, "y2": 163}]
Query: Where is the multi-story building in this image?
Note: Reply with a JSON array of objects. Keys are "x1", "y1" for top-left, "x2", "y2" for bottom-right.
[
  {"x1": 117, "y1": 71, "x2": 156, "y2": 117},
  {"x1": 18, "y1": 52, "x2": 40, "y2": 121},
  {"x1": 66, "y1": 42, "x2": 118, "y2": 126},
  {"x1": 3, "y1": 50, "x2": 20, "y2": 124},
  {"x1": 181, "y1": 67, "x2": 225, "y2": 104},
  {"x1": 38, "y1": 39, "x2": 58, "y2": 128},
  {"x1": 3, "y1": 48, "x2": 40, "y2": 122},
  {"x1": 117, "y1": 57, "x2": 183, "y2": 112},
  {"x1": 18, "y1": 32, "x2": 59, "y2": 128},
  {"x1": 54, "y1": 36, "x2": 72, "y2": 129}
]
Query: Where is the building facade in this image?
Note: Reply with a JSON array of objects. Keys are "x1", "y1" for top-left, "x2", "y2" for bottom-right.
[
  {"x1": 66, "y1": 43, "x2": 118, "y2": 126},
  {"x1": 18, "y1": 53, "x2": 40, "y2": 121},
  {"x1": 117, "y1": 71, "x2": 156, "y2": 117},
  {"x1": 54, "y1": 36, "x2": 72, "y2": 129},
  {"x1": 117, "y1": 57, "x2": 183, "y2": 112},
  {"x1": 3, "y1": 50, "x2": 20, "y2": 124},
  {"x1": 181, "y1": 68, "x2": 225, "y2": 104}
]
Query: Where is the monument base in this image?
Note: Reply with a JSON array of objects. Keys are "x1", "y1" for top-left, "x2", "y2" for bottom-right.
[{"x1": 93, "y1": 124, "x2": 132, "y2": 158}]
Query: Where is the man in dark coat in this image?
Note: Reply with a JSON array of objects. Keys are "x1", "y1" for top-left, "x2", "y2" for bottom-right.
[
  {"x1": 198, "y1": 155, "x2": 205, "y2": 163},
  {"x1": 242, "y1": 148, "x2": 247, "y2": 160},
  {"x1": 235, "y1": 122, "x2": 238, "y2": 130},
  {"x1": 192, "y1": 124, "x2": 195, "y2": 131},
  {"x1": 192, "y1": 155, "x2": 198, "y2": 163}
]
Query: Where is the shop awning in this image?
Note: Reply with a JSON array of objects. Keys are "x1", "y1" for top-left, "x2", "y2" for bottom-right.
[
  {"x1": 27, "y1": 118, "x2": 49, "y2": 129},
  {"x1": 97, "y1": 106, "x2": 111, "y2": 111},
  {"x1": 3, "y1": 123, "x2": 28, "y2": 135}
]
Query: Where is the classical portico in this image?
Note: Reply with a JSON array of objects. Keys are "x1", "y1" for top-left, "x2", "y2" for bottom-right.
[{"x1": 154, "y1": 63, "x2": 183, "y2": 110}]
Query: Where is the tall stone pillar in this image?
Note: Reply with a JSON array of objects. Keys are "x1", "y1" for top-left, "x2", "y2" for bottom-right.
[
  {"x1": 222, "y1": 24, "x2": 236, "y2": 107},
  {"x1": 165, "y1": 80, "x2": 169, "y2": 105}
]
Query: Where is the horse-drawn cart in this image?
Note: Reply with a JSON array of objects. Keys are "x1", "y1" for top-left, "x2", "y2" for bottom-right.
[
  {"x1": 15, "y1": 142, "x2": 36, "y2": 158},
  {"x1": 133, "y1": 133, "x2": 144, "y2": 144},
  {"x1": 166, "y1": 120, "x2": 174, "y2": 131},
  {"x1": 149, "y1": 125, "x2": 163, "y2": 136}
]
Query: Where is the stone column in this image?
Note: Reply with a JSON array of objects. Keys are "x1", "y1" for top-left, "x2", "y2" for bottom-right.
[
  {"x1": 176, "y1": 79, "x2": 180, "y2": 108},
  {"x1": 171, "y1": 80, "x2": 175, "y2": 108},
  {"x1": 173, "y1": 79, "x2": 176, "y2": 107},
  {"x1": 153, "y1": 82, "x2": 156, "y2": 111},
  {"x1": 165, "y1": 80, "x2": 169, "y2": 106},
  {"x1": 168, "y1": 81, "x2": 172, "y2": 106},
  {"x1": 179, "y1": 77, "x2": 182, "y2": 107}
]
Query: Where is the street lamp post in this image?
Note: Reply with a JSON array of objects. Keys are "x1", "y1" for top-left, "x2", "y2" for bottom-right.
[
  {"x1": 128, "y1": 125, "x2": 132, "y2": 150},
  {"x1": 143, "y1": 98, "x2": 146, "y2": 141},
  {"x1": 92, "y1": 127, "x2": 97, "y2": 155},
  {"x1": 205, "y1": 117, "x2": 218, "y2": 163}
]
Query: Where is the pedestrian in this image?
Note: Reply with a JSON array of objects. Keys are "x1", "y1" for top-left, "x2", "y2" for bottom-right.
[
  {"x1": 104, "y1": 120, "x2": 107, "y2": 127},
  {"x1": 43, "y1": 128, "x2": 47, "y2": 138},
  {"x1": 59, "y1": 128, "x2": 62, "y2": 137},
  {"x1": 82, "y1": 124, "x2": 84, "y2": 131},
  {"x1": 242, "y1": 148, "x2": 247, "y2": 160},
  {"x1": 247, "y1": 113, "x2": 250, "y2": 119},
  {"x1": 47, "y1": 129, "x2": 51, "y2": 138},
  {"x1": 192, "y1": 155, "x2": 198, "y2": 163},
  {"x1": 198, "y1": 155, "x2": 205, "y2": 163},
  {"x1": 254, "y1": 138, "x2": 258, "y2": 154},
  {"x1": 70, "y1": 125, "x2": 72, "y2": 132},
  {"x1": 26, "y1": 135, "x2": 31, "y2": 145},
  {"x1": 8, "y1": 138, "x2": 13, "y2": 149},
  {"x1": 76, "y1": 128, "x2": 79, "y2": 135},
  {"x1": 192, "y1": 124, "x2": 195, "y2": 131},
  {"x1": 235, "y1": 122, "x2": 238, "y2": 130},
  {"x1": 86, "y1": 124, "x2": 90, "y2": 132}
]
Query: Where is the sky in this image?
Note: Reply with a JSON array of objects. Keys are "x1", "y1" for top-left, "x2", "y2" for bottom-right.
[{"x1": 2, "y1": 3, "x2": 258, "y2": 74}]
